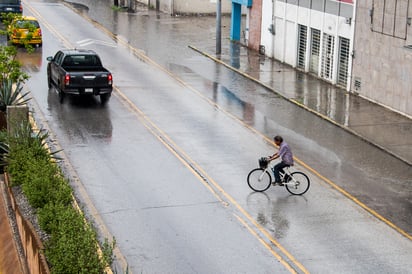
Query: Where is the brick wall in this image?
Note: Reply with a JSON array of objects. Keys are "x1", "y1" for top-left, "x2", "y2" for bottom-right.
[{"x1": 248, "y1": 0, "x2": 262, "y2": 51}]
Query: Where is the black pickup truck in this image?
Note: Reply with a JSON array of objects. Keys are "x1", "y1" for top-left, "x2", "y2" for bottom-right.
[{"x1": 47, "y1": 49, "x2": 113, "y2": 104}]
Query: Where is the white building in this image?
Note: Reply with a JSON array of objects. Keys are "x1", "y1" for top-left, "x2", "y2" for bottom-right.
[{"x1": 260, "y1": 0, "x2": 355, "y2": 90}]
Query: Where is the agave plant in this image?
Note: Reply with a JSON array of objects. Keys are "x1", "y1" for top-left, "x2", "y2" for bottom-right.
[{"x1": 0, "y1": 79, "x2": 31, "y2": 112}]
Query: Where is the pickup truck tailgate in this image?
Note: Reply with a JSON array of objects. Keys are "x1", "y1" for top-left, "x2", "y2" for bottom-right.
[{"x1": 69, "y1": 72, "x2": 111, "y2": 89}]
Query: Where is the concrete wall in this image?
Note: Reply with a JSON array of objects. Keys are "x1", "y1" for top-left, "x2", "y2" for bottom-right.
[
  {"x1": 260, "y1": 0, "x2": 273, "y2": 56},
  {"x1": 351, "y1": 0, "x2": 412, "y2": 117},
  {"x1": 137, "y1": 0, "x2": 231, "y2": 15}
]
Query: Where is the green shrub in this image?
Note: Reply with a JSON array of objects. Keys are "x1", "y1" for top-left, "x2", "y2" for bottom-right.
[
  {"x1": 38, "y1": 203, "x2": 67, "y2": 235},
  {"x1": 4, "y1": 123, "x2": 114, "y2": 273},
  {"x1": 22, "y1": 165, "x2": 72, "y2": 209},
  {"x1": 44, "y1": 205, "x2": 107, "y2": 274}
]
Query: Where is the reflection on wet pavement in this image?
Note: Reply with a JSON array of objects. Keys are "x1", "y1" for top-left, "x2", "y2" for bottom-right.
[{"x1": 35, "y1": 0, "x2": 411, "y2": 235}]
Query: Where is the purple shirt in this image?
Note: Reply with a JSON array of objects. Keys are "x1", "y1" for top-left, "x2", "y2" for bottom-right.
[{"x1": 279, "y1": 142, "x2": 294, "y2": 166}]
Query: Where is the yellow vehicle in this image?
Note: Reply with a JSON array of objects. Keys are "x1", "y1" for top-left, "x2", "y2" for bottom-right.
[{"x1": 9, "y1": 16, "x2": 42, "y2": 47}]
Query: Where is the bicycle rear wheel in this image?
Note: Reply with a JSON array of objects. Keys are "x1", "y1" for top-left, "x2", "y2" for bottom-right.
[
  {"x1": 247, "y1": 168, "x2": 272, "y2": 192},
  {"x1": 285, "y1": 172, "x2": 310, "y2": 195}
]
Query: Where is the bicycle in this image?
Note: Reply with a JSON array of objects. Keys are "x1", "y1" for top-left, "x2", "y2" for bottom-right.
[{"x1": 247, "y1": 157, "x2": 310, "y2": 195}]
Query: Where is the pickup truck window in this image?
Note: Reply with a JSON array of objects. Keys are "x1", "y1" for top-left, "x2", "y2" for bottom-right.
[
  {"x1": 62, "y1": 55, "x2": 102, "y2": 67},
  {"x1": 54, "y1": 51, "x2": 64, "y2": 64}
]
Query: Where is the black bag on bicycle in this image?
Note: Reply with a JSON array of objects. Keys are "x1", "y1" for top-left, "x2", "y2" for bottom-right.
[{"x1": 259, "y1": 157, "x2": 268, "y2": 169}]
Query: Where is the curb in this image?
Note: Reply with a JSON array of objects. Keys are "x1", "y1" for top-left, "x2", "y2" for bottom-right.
[{"x1": 188, "y1": 45, "x2": 412, "y2": 167}]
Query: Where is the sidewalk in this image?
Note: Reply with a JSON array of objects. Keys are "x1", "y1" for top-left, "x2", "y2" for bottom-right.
[
  {"x1": 71, "y1": 0, "x2": 411, "y2": 166},
  {"x1": 190, "y1": 43, "x2": 412, "y2": 166}
]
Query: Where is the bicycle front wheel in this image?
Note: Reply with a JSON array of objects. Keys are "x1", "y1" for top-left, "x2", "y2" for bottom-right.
[
  {"x1": 247, "y1": 168, "x2": 272, "y2": 192},
  {"x1": 286, "y1": 172, "x2": 310, "y2": 195}
]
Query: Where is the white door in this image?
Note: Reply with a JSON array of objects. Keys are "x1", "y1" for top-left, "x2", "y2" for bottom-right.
[
  {"x1": 321, "y1": 33, "x2": 335, "y2": 82},
  {"x1": 284, "y1": 20, "x2": 297, "y2": 66},
  {"x1": 274, "y1": 17, "x2": 284, "y2": 61}
]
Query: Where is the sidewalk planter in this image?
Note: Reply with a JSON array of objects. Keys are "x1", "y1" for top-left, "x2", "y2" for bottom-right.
[{"x1": 4, "y1": 122, "x2": 114, "y2": 273}]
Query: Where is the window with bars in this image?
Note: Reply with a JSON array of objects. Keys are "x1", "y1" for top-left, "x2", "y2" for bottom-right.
[
  {"x1": 321, "y1": 33, "x2": 335, "y2": 81},
  {"x1": 371, "y1": 0, "x2": 410, "y2": 39},
  {"x1": 309, "y1": 28, "x2": 321, "y2": 74},
  {"x1": 337, "y1": 37, "x2": 350, "y2": 87},
  {"x1": 297, "y1": 25, "x2": 308, "y2": 69}
]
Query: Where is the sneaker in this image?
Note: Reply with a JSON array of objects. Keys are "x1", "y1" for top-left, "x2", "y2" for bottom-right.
[{"x1": 272, "y1": 181, "x2": 283, "y2": 186}]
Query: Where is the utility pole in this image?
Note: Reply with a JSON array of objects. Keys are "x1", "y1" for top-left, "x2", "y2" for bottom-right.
[{"x1": 216, "y1": 0, "x2": 222, "y2": 54}]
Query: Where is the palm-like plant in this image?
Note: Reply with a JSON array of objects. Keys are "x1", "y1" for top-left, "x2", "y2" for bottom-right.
[{"x1": 0, "y1": 79, "x2": 31, "y2": 112}]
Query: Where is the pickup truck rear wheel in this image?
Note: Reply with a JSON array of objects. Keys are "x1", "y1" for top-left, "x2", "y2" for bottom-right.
[{"x1": 100, "y1": 93, "x2": 111, "y2": 105}]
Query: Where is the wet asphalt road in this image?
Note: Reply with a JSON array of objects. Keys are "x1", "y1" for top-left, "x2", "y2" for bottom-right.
[
  {"x1": 68, "y1": 0, "x2": 412, "y2": 235},
  {"x1": 16, "y1": 0, "x2": 412, "y2": 273}
]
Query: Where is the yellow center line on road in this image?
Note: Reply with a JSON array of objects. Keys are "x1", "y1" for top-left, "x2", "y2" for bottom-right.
[
  {"x1": 234, "y1": 214, "x2": 298, "y2": 274},
  {"x1": 23, "y1": 3, "x2": 125, "y2": 273},
  {"x1": 25, "y1": 2, "x2": 309, "y2": 272},
  {"x1": 112, "y1": 87, "x2": 309, "y2": 273},
  {"x1": 24, "y1": 1, "x2": 411, "y2": 273},
  {"x1": 186, "y1": 47, "x2": 412, "y2": 242},
  {"x1": 24, "y1": 3, "x2": 71, "y2": 48}
]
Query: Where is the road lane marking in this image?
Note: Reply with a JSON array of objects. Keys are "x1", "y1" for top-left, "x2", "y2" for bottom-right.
[
  {"x1": 234, "y1": 214, "x2": 298, "y2": 274},
  {"x1": 185, "y1": 47, "x2": 412, "y2": 242},
  {"x1": 24, "y1": 2, "x2": 310, "y2": 271},
  {"x1": 26, "y1": 4, "x2": 301, "y2": 272},
  {"x1": 112, "y1": 86, "x2": 310, "y2": 274},
  {"x1": 24, "y1": 1, "x2": 411, "y2": 273},
  {"x1": 23, "y1": 2, "x2": 129, "y2": 273},
  {"x1": 76, "y1": 38, "x2": 117, "y2": 48},
  {"x1": 25, "y1": 4, "x2": 71, "y2": 49},
  {"x1": 27, "y1": 97, "x2": 116, "y2": 274}
]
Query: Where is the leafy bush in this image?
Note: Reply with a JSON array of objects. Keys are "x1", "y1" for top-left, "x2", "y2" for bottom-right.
[
  {"x1": 4, "y1": 123, "x2": 114, "y2": 273},
  {"x1": 21, "y1": 163, "x2": 72, "y2": 209},
  {"x1": 43, "y1": 205, "x2": 109, "y2": 274},
  {"x1": 6, "y1": 124, "x2": 54, "y2": 188},
  {"x1": 0, "y1": 45, "x2": 29, "y2": 84}
]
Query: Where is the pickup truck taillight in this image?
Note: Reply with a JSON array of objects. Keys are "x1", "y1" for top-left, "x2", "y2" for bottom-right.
[
  {"x1": 64, "y1": 74, "x2": 70, "y2": 86},
  {"x1": 108, "y1": 73, "x2": 113, "y2": 85}
]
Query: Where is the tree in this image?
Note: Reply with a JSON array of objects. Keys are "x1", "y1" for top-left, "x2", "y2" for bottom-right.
[
  {"x1": 0, "y1": 45, "x2": 29, "y2": 86},
  {"x1": 0, "y1": 12, "x2": 32, "y2": 86}
]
